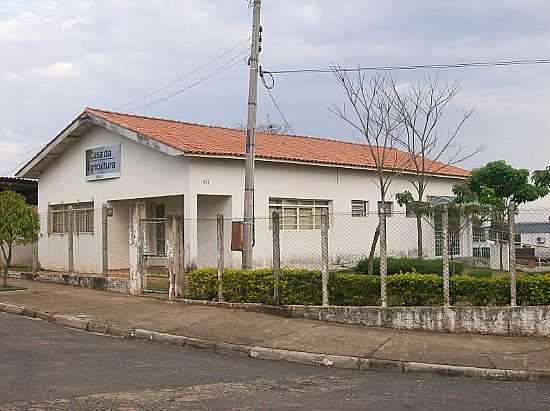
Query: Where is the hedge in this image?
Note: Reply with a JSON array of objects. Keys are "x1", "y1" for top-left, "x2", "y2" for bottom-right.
[
  {"x1": 186, "y1": 269, "x2": 550, "y2": 306},
  {"x1": 355, "y1": 257, "x2": 464, "y2": 276}
]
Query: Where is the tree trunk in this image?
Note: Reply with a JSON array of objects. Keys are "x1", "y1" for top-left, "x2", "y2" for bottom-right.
[
  {"x1": 1, "y1": 245, "x2": 11, "y2": 289},
  {"x1": 368, "y1": 224, "x2": 380, "y2": 275},
  {"x1": 416, "y1": 214, "x2": 423, "y2": 259}
]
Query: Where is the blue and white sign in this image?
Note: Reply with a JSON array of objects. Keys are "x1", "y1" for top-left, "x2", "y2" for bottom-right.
[{"x1": 85, "y1": 144, "x2": 121, "y2": 181}]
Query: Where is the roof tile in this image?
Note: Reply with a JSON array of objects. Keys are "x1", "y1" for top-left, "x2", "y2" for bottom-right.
[{"x1": 85, "y1": 108, "x2": 469, "y2": 178}]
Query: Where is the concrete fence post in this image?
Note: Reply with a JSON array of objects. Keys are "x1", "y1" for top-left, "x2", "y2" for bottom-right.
[
  {"x1": 129, "y1": 202, "x2": 145, "y2": 295},
  {"x1": 508, "y1": 203, "x2": 517, "y2": 307},
  {"x1": 166, "y1": 214, "x2": 177, "y2": 301},
  {"x1": 379, "y1": 207, "x2": 387, "y2": 308},
  {"x1": 101, "y1": 203, "x2": 109, "y2": 277},
  {"x1": 175, "y1": 216, "x2": 185, "y2": 297},
  {"x1": 321, "y1": 208, "x2": 330, "y2": 307},
  {"x1": 67, "y1": 205, "x2": 74, "y2": 274},
  {"x1": 272, "y1": 211, "x2": 281, "y2": 305},
  {"x1": 217, "y1": 213, "x2": 224, "y2": 302},
  {"x1": 442, "y1": 205, "x2": 450, "y2": 306}
]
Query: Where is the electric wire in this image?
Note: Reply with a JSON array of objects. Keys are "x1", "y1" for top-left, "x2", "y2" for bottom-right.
[
  {"x1": 129, "y1": 50, "x2": 248, "y2": 113},
  {"x1": 264, "y1": 58, "x2": 550, "y2": 75},
  {"x1": 112, "y1": 36, "x2": 251, "y2": 112}
]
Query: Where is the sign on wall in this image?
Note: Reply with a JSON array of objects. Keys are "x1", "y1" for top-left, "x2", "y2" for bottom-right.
[{"x1": 85, "y1": 144, "x2": 121, "y2": 181}]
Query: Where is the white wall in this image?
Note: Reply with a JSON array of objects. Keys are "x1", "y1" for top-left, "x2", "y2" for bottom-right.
[
  {"x1": 188, "y1": 157, "x2": 466, "y2": 268},
  {"x1": 38, "y1": 127, "x2": 190, "y2": 273},
  {"x1": 36, "y1": 124, "x2": 468, "y2": 272}
]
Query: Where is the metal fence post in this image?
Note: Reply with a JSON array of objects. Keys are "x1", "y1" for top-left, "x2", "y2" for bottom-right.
[
  {"x1": 508, "y1": 203, "x2": 517, "y2": 307},
  {"x1": 217, "y1": 213, "x2": 224, "y2": 302},
  {"x1": 321, "y1": 208, "x2": 330, "y2": 307},
  {"x1": 67, "y1": 205, "x2": 74, "y2": 274},
  {"x1": 379, "y1": 207, "x2": 387, "y2": 308},
  {"x1": 272, "y1": 211, "x2": 281, "y2": 305},
  {"x1": 442, "y1": 205, "x2": 450, "y2": 306},
  {"x1": 102, "y1": 203, "x2": 109, "y2": 276}
]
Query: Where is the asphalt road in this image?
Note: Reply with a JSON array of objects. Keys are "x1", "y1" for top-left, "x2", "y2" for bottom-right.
[{"x1": 1, "y1": 312, "x2": 550, "y2": 410}]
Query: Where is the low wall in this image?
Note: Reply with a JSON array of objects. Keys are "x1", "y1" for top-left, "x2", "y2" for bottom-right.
[
  {"x1": 8, "y1": 271, "x2": 549, "y2": 337},
  {"x1": 286, "y1": 305, "x2": 550, "y2": 338},
  {"x1": 8, "y1": 271, "x2": 129, "y2": 294}
]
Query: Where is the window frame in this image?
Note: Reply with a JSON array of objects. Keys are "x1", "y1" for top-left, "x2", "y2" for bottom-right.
[
  {"x1": 269, "y1": 198, "x2": 331, "y2": 230},
  {"x1": 48, "y1": 202, "x2": 94, "y2": 235},
  {"x1": 351, "y1": 200, "x2": 369, "y2": 217},
  {"x1": 377, "y1": 201, "x2": 394, "y2": 217}
]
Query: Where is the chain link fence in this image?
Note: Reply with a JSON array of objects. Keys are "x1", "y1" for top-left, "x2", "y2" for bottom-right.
[{"x1": 28, "y1": 204, "x2": 550, "y2": 305}]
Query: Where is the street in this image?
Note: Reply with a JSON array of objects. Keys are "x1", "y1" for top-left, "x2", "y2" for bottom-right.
[{"x1": 1, "y1": 312, "x2": 549, "y2": 410}]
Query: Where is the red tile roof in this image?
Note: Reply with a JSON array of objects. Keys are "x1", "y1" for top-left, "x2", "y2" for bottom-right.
[{"x1": 85, "y1": 108, "x2": 469, "y2": 178}]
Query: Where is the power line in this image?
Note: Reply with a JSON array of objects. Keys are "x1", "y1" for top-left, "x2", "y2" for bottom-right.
[
  {"x1": 0, "y1": 145, "x2": 44, "y2": 165},
  {"x1": 112, "y1": 37, "x2": 251, "y2": 111},
  {"x1": 264, "y1": 58, "x2": 550, "y2": 75},
  {"x1": 260, "y1": 69, "x2": 292, "y2": 131},
  {"x1": 129, "y1": 51, "x2": 247, "y2": 113}
]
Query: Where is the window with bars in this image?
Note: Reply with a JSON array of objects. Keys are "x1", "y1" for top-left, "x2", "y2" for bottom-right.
[
  {"x1": 473, "y1": 226, "x2": 487, "y2": 242},
  {"x1": 473, "y1": 247, "x2": 491, "y2": 260},
  {"x1": 377, "y1": 201, "x2": 394, "y2": 217},
  {"x1": 48, "y1": 202, "x2": 94, "y2": 234},
  {"x1": 269, "y1": 198, "x2": 330, "y2": 230},
  {"x1": 351, "y1": 200, "x2": 369, "y2": 217}
]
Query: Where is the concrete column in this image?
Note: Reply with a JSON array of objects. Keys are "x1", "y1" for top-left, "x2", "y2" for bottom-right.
[
  {"x1": 67, "y1": 205, "x2": 74, "y2": 274},
  {"x1": 217, "y1": 213, "x2": 224, "y2": 302},
  {"x1": 442, "y1": 205, "x2": 450, "y2": 306},
  {"x1": 101, "y1": 203, "x2": 109, "y2": 277},
  {"x1": 174, "y1": 215, "x2": 185, "y2": 297},
  {"x1": 508, "y1": 203, "x2": 517, "y2": 306},
  {"x1": 166, "y1": 214, "x2": 184, "y2": 301},
  {"x1": 272, "y1": 211, "x2": 281, "y2": 306},
  {"x1": 379, "y1": 207, "x2": 387, "y2": 308},
  {"x1": 321, "y1": 208, "x2": 329, "y2": 307},
  {"x1": 184, "y1": 194, "x2": 198, "y2": 271},
  {"x1": 129, "y1": 202, "x2": 145, "y2": 295}
]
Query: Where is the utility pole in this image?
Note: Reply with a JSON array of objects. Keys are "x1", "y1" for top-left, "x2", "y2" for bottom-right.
[{"x1": 242, "y1": 0, "x2": 262, "y2": 269}]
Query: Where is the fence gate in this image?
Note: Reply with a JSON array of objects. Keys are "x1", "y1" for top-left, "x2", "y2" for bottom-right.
[{"x1": 142, "y1": 217, "x2": 169, "y2": 293}]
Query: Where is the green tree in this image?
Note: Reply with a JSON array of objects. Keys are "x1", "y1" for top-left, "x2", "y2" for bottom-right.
[
  {"x1": 0, "y1": 191, "x2": 40, "y2": 288},
  {"x1": 453, "y1": 160, "x2": 550, "y2": 270}
]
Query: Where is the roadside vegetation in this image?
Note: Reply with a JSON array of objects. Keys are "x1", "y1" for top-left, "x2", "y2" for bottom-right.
[{"x1": 185, "y1": 267, "x2": 550, "y2": 307}]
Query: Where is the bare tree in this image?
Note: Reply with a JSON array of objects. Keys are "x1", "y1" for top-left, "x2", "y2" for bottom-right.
[
  {"x1": 236, "y1": 115, "x2": 293, "y2": 135},
  {"x1": 331, "y1": 69, "x2": 408, "y2": 275},
  {"x1": 389, "y1": 74, "x2": 482, "y2": 259}
]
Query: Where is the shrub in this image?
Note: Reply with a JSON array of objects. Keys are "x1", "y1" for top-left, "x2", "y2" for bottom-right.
[
  {"x1": 464, "y1": 267, "x2": 495, "y2": 278},
  {"x1": 355, "y1": 257, "x2": 464, "y2": 276},
  {"x1": 185, "y1": 269, "x2": 550, "y2": 307}
]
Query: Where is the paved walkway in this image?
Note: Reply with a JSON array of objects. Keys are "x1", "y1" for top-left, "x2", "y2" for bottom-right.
[{"x1": 2, "y1": 279, "x2": 550, "y2": 374}]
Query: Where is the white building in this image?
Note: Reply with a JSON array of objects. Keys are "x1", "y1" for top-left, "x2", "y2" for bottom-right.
[{"x1": 17, "y1": 108, "x2": 471, "y2": 274}]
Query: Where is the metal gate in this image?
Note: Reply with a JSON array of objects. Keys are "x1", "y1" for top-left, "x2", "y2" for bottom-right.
[{"x1": 142, "y1": 217, "x2": 169, "y2": 292}]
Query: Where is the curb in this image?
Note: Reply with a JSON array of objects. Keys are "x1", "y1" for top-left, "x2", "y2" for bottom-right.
[{"x1": 1, "y1": 302, "x2": 549, "y2": 383}]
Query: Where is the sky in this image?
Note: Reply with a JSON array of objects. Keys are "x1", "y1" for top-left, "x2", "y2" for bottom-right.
[{"x1": 1, "y1": 0, "x2": 549, "y2": 177}]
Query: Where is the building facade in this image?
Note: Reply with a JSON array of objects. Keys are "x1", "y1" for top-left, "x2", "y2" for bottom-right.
[{"x1": 17, "y1": 108, "x2": 471, "y2": 274}]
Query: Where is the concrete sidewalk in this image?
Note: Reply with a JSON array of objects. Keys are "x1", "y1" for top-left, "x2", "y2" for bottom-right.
[{"x1": 2, "y1": 279, "x2": 550, "y2": 379}]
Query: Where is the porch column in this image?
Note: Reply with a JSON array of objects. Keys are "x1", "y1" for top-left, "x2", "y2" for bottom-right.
[
  {"x1": 129, "y1": 202, "x2": 146, "y2": 295},
  {"x1": 184, "y1": 194, "x2": 198, "y2": 271}
]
